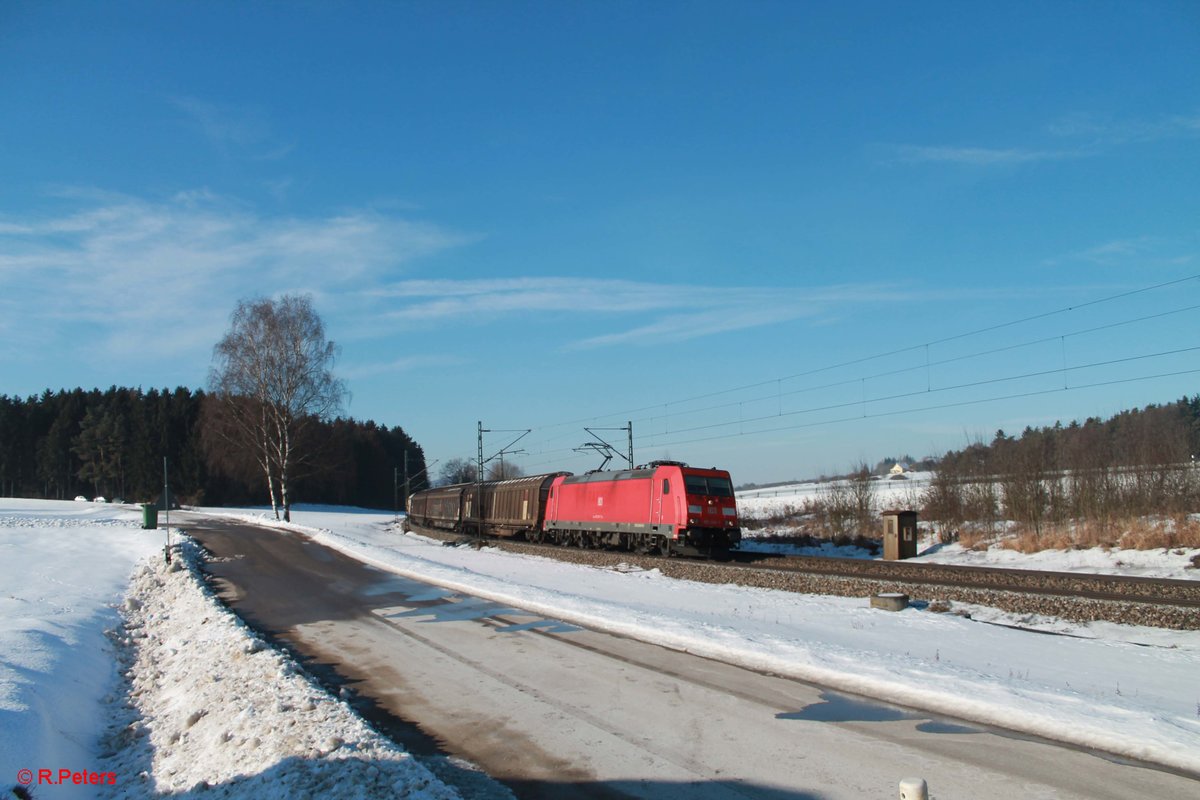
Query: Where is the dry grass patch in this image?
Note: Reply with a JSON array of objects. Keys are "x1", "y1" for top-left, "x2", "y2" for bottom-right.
[
  {"x1": 1117, "y1": 516, "x2": 1200, "y2": 550},
  {"x1": 952, "y1": 525, "x2": 1002, "y2": 552},
  {"x1": 996, "y1": 516, "x2": 1200, "y2": 554}
]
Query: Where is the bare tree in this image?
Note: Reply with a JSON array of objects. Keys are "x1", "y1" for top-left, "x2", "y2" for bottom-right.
[
  {"x1": 818, "y1": 479, "x2": 854, "y2": 539},
  {"x1": 999, "y1": 427, "x2": 1054, "y2": 536},
  {"x1": 847, "y1": 461, "x2": 876, "y2": 533},
  {"x1": 486, "y1": 460, "x2": 525, "y2": 481},
  {"x1": 207, "y1": 295, "x2": 346, "y2": 521},
  {"x1": 438, "y1": 458, "x2": 477, "y2": 486}
]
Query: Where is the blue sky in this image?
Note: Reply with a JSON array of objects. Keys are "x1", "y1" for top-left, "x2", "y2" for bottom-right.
[{"x1": 1, "y1": 1, "x2": 1198, "y2": 485}]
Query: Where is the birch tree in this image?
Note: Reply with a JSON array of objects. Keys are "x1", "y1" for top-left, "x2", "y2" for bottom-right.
[{"x1": 207, "y1": 295, "x2": 346, "y2": 521}]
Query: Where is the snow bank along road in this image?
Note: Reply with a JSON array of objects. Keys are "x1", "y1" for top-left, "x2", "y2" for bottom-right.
[
  {"x1": 102, "y1": 540, "x2": 459, "y2": 800},
  {"x1": 182, "y1": 512, "x2": 1199, "y2": 800},
  {"x1": 0, "y1": 501, "x2": 459, "y2": 800}
]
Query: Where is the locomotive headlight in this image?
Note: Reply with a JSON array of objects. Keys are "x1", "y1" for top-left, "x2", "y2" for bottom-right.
[{"x1": 688, "y1": 505, "x2": 702, "y2": 514}]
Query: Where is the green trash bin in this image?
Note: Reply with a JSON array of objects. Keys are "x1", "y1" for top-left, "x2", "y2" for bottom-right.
[{"x1": 141, "y1": 503, "x2": 158, "y2": 530}]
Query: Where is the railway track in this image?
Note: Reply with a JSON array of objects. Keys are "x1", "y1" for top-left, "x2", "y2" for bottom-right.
[
  {"x1": 403, "y1": 524, "x2": 1200, "y2": 630},
  {"x1": 732, "y1": 551, "x2": 1200, "y2": 607}
]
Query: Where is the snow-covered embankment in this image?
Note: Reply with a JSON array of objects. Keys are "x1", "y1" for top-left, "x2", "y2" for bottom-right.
[{"x1": 99, "y1": 538, "x2": 459, "y2": 799}]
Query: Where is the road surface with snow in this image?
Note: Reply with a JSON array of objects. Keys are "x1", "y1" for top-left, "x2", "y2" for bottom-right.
[
  {"x1": 184, "y1": 511, "x2": 1200, "y2": 799},
  {"x1": 3, "y1": 498, "x2": 1199, "y2": 799}
]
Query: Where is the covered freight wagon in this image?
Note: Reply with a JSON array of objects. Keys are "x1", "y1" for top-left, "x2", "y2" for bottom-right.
[
  {"x1": 462, "y1": 473, "x2": 568, "y2": 539},
  {"x1": 405, "y1": 483, "x2": 465, "y2": 531}
]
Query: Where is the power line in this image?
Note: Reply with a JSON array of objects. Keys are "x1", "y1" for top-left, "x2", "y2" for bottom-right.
[
  {"x1": 635, "y1": 344, "x2": 1200, "y2": 441},
  {"x1": 512, "y1": 346, "x2": 1199, "y2": 472},
  {"x1": 516, "y1": 366, "x2": 1200, "y2": 470},
  {"x1": 566, "y1": 303, "x2": 1200, "y2": 434},
  {"x1": 639, "y1": 368, "x2": 1200, "y2": 450},
  {"x1": 461, "y1": 274, "x2": 1199, "y2": 472},
  {"x1": 525, "y1": 272, "x2": 1200, "y2": 435}
]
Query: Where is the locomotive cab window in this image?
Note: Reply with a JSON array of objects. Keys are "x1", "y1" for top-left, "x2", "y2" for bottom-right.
[
  {"x1": 685, "y1": 475, "x2": 734, "y2": 497},
  {"x1": 662, "y1": 479, "x2": 670, "y2": 495}
]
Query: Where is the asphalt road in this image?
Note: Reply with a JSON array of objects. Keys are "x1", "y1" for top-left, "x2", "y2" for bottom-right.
[{"x1": 179, "y1": 512, "x2": 1199, "y2": 800}]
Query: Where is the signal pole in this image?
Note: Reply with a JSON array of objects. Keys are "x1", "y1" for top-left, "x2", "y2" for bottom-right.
[
  {"x1": 627, "y1": 420, "x2": 634, "y2": 467},
  {"x1": 162, "y1": 456, "x2": 171, "y2": 563},
  {"x1": 476, "y1": 421, "x2": 530, "y2": 542},
  {"x1": 403, "y1": 450, "x2": 410, "y2": 513}
]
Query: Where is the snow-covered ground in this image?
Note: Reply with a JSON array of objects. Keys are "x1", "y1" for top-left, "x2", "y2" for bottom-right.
[
  {"x1": 3, "y1": 497, "x2": 1199, "y2": 799},
  {"x1": 102, "y1": 539, "x2": 458, "y2": 799},
  {"x1": 736, "y1": 471, "x2": 935, "y2": 507},
  {"x1": 0, "y1": 501, "x2": 161, "y2": 798},
  {"x1": 737, "y1": 472, "x2": 1200, "y2": 580},
  {"x1": 220, "y1": 503, "x2": 1200, "y2": 776},
  {"x1": 0, "y1": 499, "x2": 459, "y2": 799}
]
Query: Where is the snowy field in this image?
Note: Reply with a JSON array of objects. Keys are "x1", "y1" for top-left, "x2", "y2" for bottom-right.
[
  {"x1": 225, "y1": 504, "x2": 1200, "y2": 777},
  {"x1": 2, "y1": 497, "x2": 1199, "y2": 799},
  {"x1": 735, "y1": 471, "x2": 936, "y2": 506},
  {"x1": 0, "y1": 499, "x2": 459, "y2": 800},
  {"x1": 737, "y1": 472, "x2": 1200, "y2": 580},
  {"x1": 0, "y1": 502, "x2": 164, "y2": 797}
]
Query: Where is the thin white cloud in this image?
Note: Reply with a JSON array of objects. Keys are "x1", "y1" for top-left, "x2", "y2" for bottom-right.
[
  {"x1": 1074, "y1": 238, "x2": 1156, "y2": 264},
  {"x1": 1048, "y1": 112, "x2": 1200, "y2": 144},
  {"x1": 0, "y1": 190, "x2": 947, "y2": 372},
  {"x1": 1044, "y1": 236, "x2": 1194, "y2": 268},
  {"x1": 340, "y1": 354, "x2": 470, "y2": 380},
  {"x1": 369, "y1": 278, "x2": 688, "y2": 320},
  {"x1": 170, "y1": 95, "x2": 295, "y2": 161},
  {"x1": 172, "y1": 96, "x2": 268, "y2": 146},
  {"x1": 891, "y1": 144, "x2": 1075, "y2": 166},
  {"x1": 566, "y1": 285, "x2": 905, "y2": 349},
  {"x1": 367, "y1": 277, "x2": 903, "y2": 349},
  {"x1": 891, "y1": 111, "x2": 1200, "y2": 169},
  {"x1": 0, "y1": 190, "x2": 468, "y2": 363}
]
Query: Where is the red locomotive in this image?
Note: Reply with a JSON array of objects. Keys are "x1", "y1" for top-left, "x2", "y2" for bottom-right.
[{"x1": 405, "y1": 461, "x2": 741, "y2": 557}]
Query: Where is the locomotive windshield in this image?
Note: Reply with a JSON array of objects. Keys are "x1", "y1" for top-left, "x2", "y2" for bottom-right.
[{"x1": 684, "y1": 475, "x2": 734, "y2": 497}]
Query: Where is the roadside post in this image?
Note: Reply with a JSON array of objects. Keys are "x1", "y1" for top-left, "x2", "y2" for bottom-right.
[
  {"x1": 163, "y1": 456, "x2": 171, "y2": 563},
  {"x1": 898, "y1": 777, "x2": 928, "y2": 800}
]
